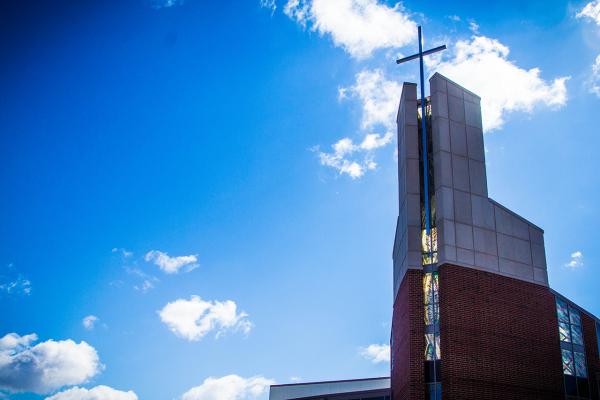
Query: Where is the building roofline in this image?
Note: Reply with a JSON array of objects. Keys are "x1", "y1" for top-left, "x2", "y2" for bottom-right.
[
  {"x1": 270, "y1": 376, "x2": 389, "y2": 388},
  {"x1": 488, "y1": 198, "x2": 544, "y2": 233},
  {"x1": 430, "y1": 72, "x2": 482, "y2": 99},
  {"x1": 286, "y1": 388, "x2": 390, "y2": 400},
  {"x1": 550, "y1": 288, "x2": 600, "y2": 322}
]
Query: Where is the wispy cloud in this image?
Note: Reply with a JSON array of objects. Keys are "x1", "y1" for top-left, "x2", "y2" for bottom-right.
[
  {"x1": 180, "y1": 375, "x2": 274, "y2": 400},
  {"x1": 148, "y1": 0, "x2": 184, "y2": 10},
  {"x1": 429, "y1": 35, "x2": 569, "y2": 131},
  {"x1": 158, "y1": 296, "x2": 252, "y2": 341},
  {"x1": 590, "y1": 55, "x2": 600, "y2": 97},
  {"x1": 0, "y1": 264, "x2": 31, "y2": 297},
  {"x1": 125, "y1": 267, "x2": 159, "y2": 293},
  {"x1": 284, "y1": 0, "x2": 416, "y2": 59},
  {"x1": 260, "y1": 0, "x2": 277, "y2": 15},
  {"x1": 359, "y1": 343, "x2": 390, "y2": 363},
  {"x1": 45, "y1": 385, "x2": 138, "y2": 400},
  {"x1": 577, "y1": 1, "x2": 600, "y2": 25},
  {"x1": 145, "y1": 250, "x2": 199, "y2": 274},
  {"x1": 565, "y1": 251, "x2": 584, "y2": 269},
  {"x1": 82, "y1": 315, "x2": 99, "y2": 331},
  {"x1": 0, "y1": 333, "x2": 102, "y2": 394},
  {"x1": 112, "y1": 248, "x2": 133, "y2": 258},
  {"x1": 316, "y1": 68, "x2": 398, "y2": 178}
]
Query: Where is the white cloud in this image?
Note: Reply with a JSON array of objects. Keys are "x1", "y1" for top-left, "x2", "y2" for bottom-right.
[
  {"x1": 468, "y1": 21, "x2": 480, "y2": 33},
  {"x1": 181, "y1": 375, "x2": 274, "y2": 400},
  {"x1": 284, "y1": 0, "x2": 416, "y2": 59},
  {"x1": 125, "y1": 267, "x2": 159, "y2": 293},
  {"x1": 345, "y1": 69, "x2": 402, "y2": 130},
  {"x1": 317, "y1": 132, "x2": 392, "y2": 178},
  {"x1": 111, "y1": 248, "x2": 133, "y2": 258},
  {"x1": 565, "y1": 251, "x2": 584, "y2": 269},
  {"x1": 144, "y1": 250, "x2": 199, "y2": 274},
  {"x1": 158, "y1": 296, "x2": 253, "y2": 341},
  {"x1": 447, "y1": 15, "x2": 461, "y2": 22},
  {"x1": 0, "y1": 275, "x2": 31, "y2": 296},
  {"x1": 260, "y1": 0, "x2": 277, "y2": 14},
  {"x1": 317, "y1": 68, "x2": 398, "y2": 178},
  {"x1": 45, "y1": 386, "x2": 138, "y2": 400},
  {"x1": 82, "y1": 316, "x2": 99, "y2": 331},
  {"x1": 591, "y1": 55, "x2": 600, "y2": 97},
  {"x1": 577, "y1": 1, "x2": 600, "y2": 25},
  {"x1": 430, "y1": 35, "x2": 569, "y2": 131},
  {"x1": 359, "y1": 344, "x2": 390, "y2": 364},
  {"x1": 0, "y1": 333, "x2": 101, "y2": 394}
]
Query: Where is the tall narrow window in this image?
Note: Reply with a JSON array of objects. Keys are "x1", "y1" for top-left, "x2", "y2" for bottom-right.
[
  {"x1": 556, "y1": 296, "x2": 590, "y2": 398},
  {"x1": 419, "y1": 100, "x2": 440, "y2": 400}
]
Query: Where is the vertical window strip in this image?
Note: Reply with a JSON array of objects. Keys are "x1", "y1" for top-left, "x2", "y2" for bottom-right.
[{"x1": 556, "y1": 296, "x2": 591, "y2": 398}]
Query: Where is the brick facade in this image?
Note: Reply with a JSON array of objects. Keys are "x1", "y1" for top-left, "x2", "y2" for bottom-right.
[
  {"x1": 583, "y1": 314, "x2": 600, "y2": 399},
  {"x1": 438, "y1": 263, "x2": 564, "y2": 399},
  {"x1": 391, "y1": 269, "x2": 424, "y2": 400}
]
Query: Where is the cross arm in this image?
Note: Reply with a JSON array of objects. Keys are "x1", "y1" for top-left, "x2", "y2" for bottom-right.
[{"x1": 396, "y1": 45, "x2": 447, "y2": 64}]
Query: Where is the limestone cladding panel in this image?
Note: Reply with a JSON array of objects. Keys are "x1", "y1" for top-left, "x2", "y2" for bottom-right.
[{"x1": 429, "y1": 73, "x2": 548, "y2": 286}]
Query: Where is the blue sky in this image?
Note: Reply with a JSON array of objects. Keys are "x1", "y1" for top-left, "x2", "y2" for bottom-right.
[{"x1": 1, "y1": 0, "x2": 600, "y2": 399}]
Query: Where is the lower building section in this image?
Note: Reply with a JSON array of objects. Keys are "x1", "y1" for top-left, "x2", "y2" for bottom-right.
[
  {"x1": 391, "y1": 270, "x2": 424, "y2": 400},
  {"x1": 438, "y1": 263, "x2": 564, "y2": 400}
]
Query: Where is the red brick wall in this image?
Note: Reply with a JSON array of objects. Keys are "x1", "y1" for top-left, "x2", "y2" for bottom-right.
[
  {"x1": 438, "y1": 264, "x2": 564, "y2": 400},
  {"x1": 391, "y1": 269, "x2": 424, "y2": 400},
  {"x1": 583, "y1": 314, "x2": 600, "y2": 400}
]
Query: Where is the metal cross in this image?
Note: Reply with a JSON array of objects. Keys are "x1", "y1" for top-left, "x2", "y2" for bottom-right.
[
  {"x1": 396, "y1": 26, "x2": 446, "y2": 400},
  {"x1": 396, "y1": 26, "x2": 445, "y2": 238}
]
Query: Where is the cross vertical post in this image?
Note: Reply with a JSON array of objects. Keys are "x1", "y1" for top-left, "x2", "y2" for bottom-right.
[{"x1": 396, "y1": 26, "x2": 446, "y2": 400}]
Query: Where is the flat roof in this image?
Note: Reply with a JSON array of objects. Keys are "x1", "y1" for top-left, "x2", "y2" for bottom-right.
[{"x1": 269, "y1": 377, "x2": 390, "y2": 400}]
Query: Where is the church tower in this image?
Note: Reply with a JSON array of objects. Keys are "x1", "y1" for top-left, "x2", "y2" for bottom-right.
[{"x1": 391, "y1": 73, "x2": 600, "y2": 400}]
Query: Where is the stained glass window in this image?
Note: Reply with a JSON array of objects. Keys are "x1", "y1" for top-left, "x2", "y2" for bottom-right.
[
  {"x1": 425, "y1": 334, "x2": 441, "y2": 360},
  {"x1": 423, "y1": 273, "x2": 439, "y2": 304},
  {"x1": 424, "y1": 304, "x2": 439, "y2": 325},
  {"x1": 569, "y1": 307, "x2": 581, "y2": 327},
  {"x1": 574, "y1": 352, "x2": 588, "y2": 378},
  {"x1": 421, "y1": 228, "x2": 438, "y2": 265},
  {"x1": 562, "y1": 349, "x2": 575, "y2": 375},
  {"x1": 556, "y1": 298, "x2": 569, "y2": 323},
  {"x1": 559, "y1": 322, "x2": 572, "y2": 343},
  {"x1": 571, "y1": 325, "x2": 584, "y2": 346}
]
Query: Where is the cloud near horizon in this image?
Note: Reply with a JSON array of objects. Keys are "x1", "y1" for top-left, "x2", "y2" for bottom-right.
[
  {"x1": 284, "y1": 0, "x2": 416, "y2": 59},
  {"x1": 0, "y1": 333, "x2": 101, "y2": 394},
  {"x1": 45, "y1": 385, "x2": 138, "y2": 400},
  {"x1": 158, "y1": 296, "x2": 253, "y2": 341},
  {"x1": 180, "y1": 375, "x2": 274, "y2": 400}
]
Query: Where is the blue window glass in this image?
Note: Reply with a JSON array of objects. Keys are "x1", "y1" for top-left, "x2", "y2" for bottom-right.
[
  {"x1": 562, "y1": 349, "x2": 575, "y2": 376},
  {"x1": 559, "y1": 322, "x2": 571, "y2": 343},
  {"x1": 571, "y1": 325, "x2": 584, "y2": 346},
  {"x1": 423, "y1": 273, "x2": 439, "y2": 304},
  {"x1": 424, "y1": 304, "x2": 439, "y2": 325},
  {"x1": 556, "y1": 298, "x2": 569, "y2": 323},
  {"x1": 574, "y1": 352, "x2": 587, "y2": 378},
  {"x1": 425, "y1": 334, "x2": 441, "y2": 360},
  {"x1": 569, "y1": 307, "x2": 581, "y2": 326}
]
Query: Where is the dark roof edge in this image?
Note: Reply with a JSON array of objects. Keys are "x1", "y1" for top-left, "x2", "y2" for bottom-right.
[
  {"x1": 270, "y1": 376, "x2": 389, "y2": 388},
  {"x1": 288, "y1": 388, "x2": 391, "y2": 400}
]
